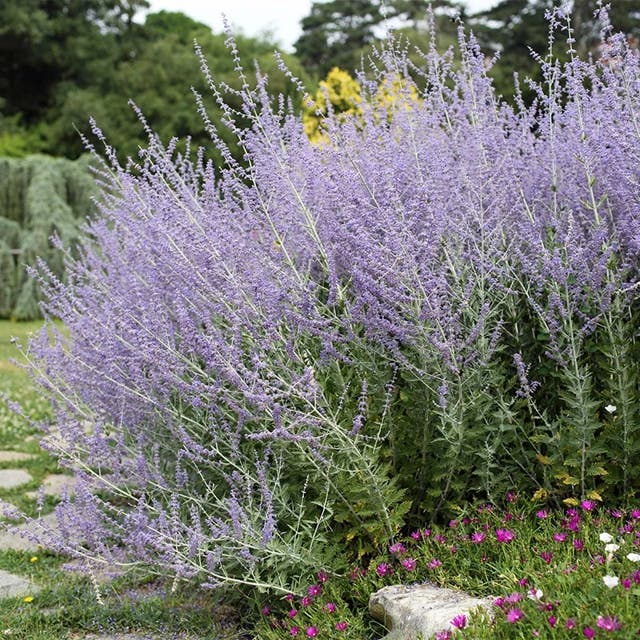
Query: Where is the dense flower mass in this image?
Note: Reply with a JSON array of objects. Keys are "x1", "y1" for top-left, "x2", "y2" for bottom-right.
[{"x1": 16, "y1": 8, "x2": 640, "y2": 598}]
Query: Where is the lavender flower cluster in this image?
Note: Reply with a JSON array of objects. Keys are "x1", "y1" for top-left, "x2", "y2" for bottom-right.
[{"x1": 21, "y1": 12, "x2": 640, "y2": 592}]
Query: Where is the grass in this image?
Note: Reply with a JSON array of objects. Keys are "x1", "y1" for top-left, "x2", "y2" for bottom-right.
[{"x1": 0, "y1": 320, "x2": 242, "y2": 640}]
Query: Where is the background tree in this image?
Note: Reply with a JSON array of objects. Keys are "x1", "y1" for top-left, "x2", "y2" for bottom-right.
[
  {"x1": 44, "y1": 12, "x2": 309, "y2": 161},
  {"x1": 0, "y1": 0, "x2": 149, "y2": 127},
  {"x1": 469, "y1": 1, "x2": 640, "y2": 100}
]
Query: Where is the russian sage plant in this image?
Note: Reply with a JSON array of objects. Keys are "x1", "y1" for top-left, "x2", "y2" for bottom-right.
[{"x1": 15, "y1": 10, "x2": 640, "y2": 594}]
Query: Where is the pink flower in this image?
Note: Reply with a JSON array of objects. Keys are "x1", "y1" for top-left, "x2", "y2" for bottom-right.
[
  {"x1": 389, "y1": 542, "x2": 406, "y2": 554},
  {"x1": 436, "y1": 631, "x2": 452, "y2": 640},
  {"x1": 631, "y1": 510, "x2": 640, "y2": 520},
  {"x1": 324, "y1": 602, "x2": 337, "y2": 613},
  {"x1": 506, "y1": 608, "x2": 524, "y2": 623},
  {"x1": 410, "y1": 530, "x2": 421, "y2": 540},
  {"x1": 450, "y1": 614, "x2": 467, "y2": 629},
  {"x1": 306, "y1": 627, "x2": 318, "y2": 637},
  {"x1": 290, "y1": 627, "x2": 299, "y2": 637},
  {"x1": 288, "y1": 609, "x2": 298, "y2": 618},
  {"x1": 548, "y1": 616, "x2": 557, "y2": 627},
  {"x1": 376, "y1": 562, "x2": 392, "y2": 577},
  {"x1": 285, "y1": 593, "x2": 294, "y2": 601},
  {"x1": 401, "y1": 557, "x2": 417, "y2": 571},
  {"x1": 566, "y1": 619, "x2": 577, "y2": 629},
  {"x1": 301, "y1": 596, "x2": 312, "y2": 607},
  {"x1": 581, "y1": 500, "x2": 596, "y2": 511},
  {"x1": 553, "y1": 532, "x2": 567, "y2": 542},
  {"x1": 308, "y1": 584, "x2": 322, "y2": 597},
  {"x1": 596, "y1": 615, "x2": 622, "y2": 631},
  {"x1": 428, "y1": 558, "x2": 442, "y2": 570},
  {"x1": 505, "y1": 591, "x2": 522, "y2": 604},
  {"x1": 317, "y1": 571, "x2": 329, "y2": 583},
  {"x1": 496, "y1": 528, "x2": 515, "y2": 543},
  {"x1": 536, "y1": 510, "x2": 548, "y2": 519},
  {"x1": 540, "y1": 551, "x2": 553, "y2": 564},
  {"x1": 574, "y1": 539, "x2": 584, "y2": 551},
  {"x1": 261, "y1": 606, "x2": 270, "y2": 616},
  {"x1": 471, "y1": 532, "x2": 486, "y2": 544},
  {"x1": 335, "y1": 621, "x2": 348, "y2": 632},
  {"x1": 583, "y1": 627, "x2": 595, "y2": 638}
]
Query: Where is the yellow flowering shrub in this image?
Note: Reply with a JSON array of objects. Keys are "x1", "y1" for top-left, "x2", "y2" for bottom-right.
[{"x1": 303, "y1": 67, "x2": 421, "y2": 144}]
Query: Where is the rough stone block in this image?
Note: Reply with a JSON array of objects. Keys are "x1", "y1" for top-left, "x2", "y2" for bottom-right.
[{"x1": 369, "y1": 583, "x2": 492, "y2": 639}]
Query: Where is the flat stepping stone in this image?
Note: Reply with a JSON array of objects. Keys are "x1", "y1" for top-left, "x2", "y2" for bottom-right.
[
  {"x1": 0, "y1": 451, "x2": 37, "y2": 463},
  {"x1": 0, "y1": 569, "x2": 40, "y2": 599},
  {"x1": 0, "y1": 512, "x2": 59, "y2": 551},
  {"x1": 369, "y1": 583, "x2": 492, "y2": 639},
  {"x1": 0, "y1": 469, "x2": 32, "y2": 489},
  {"x1": 26, "y1": 474, "x2": 77, "y2": 499}
]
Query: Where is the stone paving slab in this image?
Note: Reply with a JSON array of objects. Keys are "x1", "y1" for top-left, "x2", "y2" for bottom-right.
[
  {"x1": 0, "y1": 569, "x2": 40, "y2": 599},
  {"x1": 26, "y1": 473, "x2": 77, "y2": 499},
  {"x1": 0, "y1": 451, "x2": 37, "y2": 463},
  {"x1": 0, "y1": 512, "x2": 58, "y2": 551},
  {"x1": 0, "y1": 469, "x2": 32, "y2": 489}
]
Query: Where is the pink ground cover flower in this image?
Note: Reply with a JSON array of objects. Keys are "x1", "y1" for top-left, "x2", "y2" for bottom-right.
[
  {"x1": 495, "y1": 528, "x2": 515, "y2": 543},
  {"x1": 506, "y1": 608, "x2": 524, "y2": 623},
  {"x1": 376, "y1": 562, "x2": 392, "y2": 577},
  {"x1": 389, "y1": 542, "x2": 406, "y2": 554},
  {"x1": 401, "y1": 557, "x2": 417, "y2": 571},
  {"x1": 335, "y1": 621, "x2": 348, "y2": 631},
  {"x1": 428, "y1": 558, "x2": 442, "y2": 569},
  {"x1": 308, "y1": 584, "x2": 322, "y2": 597},
  {"x1": 306, "y1": 627, "x2": 318, "y2": 637},
  {"x1": 450, "y1": 614, "x2": 467, "y2": 629},
  {"x1": 596, "y1": 616, "x2": 622, "y2": 631},
  {"x1": 471, "y1": 532, "x2": 486, "y2": 544}
]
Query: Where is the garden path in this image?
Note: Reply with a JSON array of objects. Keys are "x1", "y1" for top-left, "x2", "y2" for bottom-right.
[{"x1": 0, "y1": 457, "x2": 208, "y2": 639}]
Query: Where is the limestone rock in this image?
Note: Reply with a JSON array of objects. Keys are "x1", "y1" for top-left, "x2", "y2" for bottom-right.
[{"x1": 369, "y1": 583, "x2": 492, "y2": 639}]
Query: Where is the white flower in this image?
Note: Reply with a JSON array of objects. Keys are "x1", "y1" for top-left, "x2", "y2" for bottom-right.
[
  {"x1": 604, "y1": 404, "x2": 617, "y2": 414},
  {"x1": 599, "y1": 532, "x2": 614, "y2": 543},
  {"x1": 527, "y1": 588, "x2": 543, "y2": 600},
  {"x1": 605, "y1": 543, "x2": 620, "y2": 554},
  {"x1": 602, "y1": 575, "x2": 619, "y2": 589},
  {"x1": 627, "y1": 553, "x2": 640, "y2": 562}
]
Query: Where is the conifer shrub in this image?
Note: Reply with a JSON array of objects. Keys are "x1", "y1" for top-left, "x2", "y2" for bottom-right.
[
  {"x1": 0, "y1": 155, "x2": 96, "y2": 319},
  {"x1": 15, "y1": 9, "x2": 640, "y2": 597}
]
